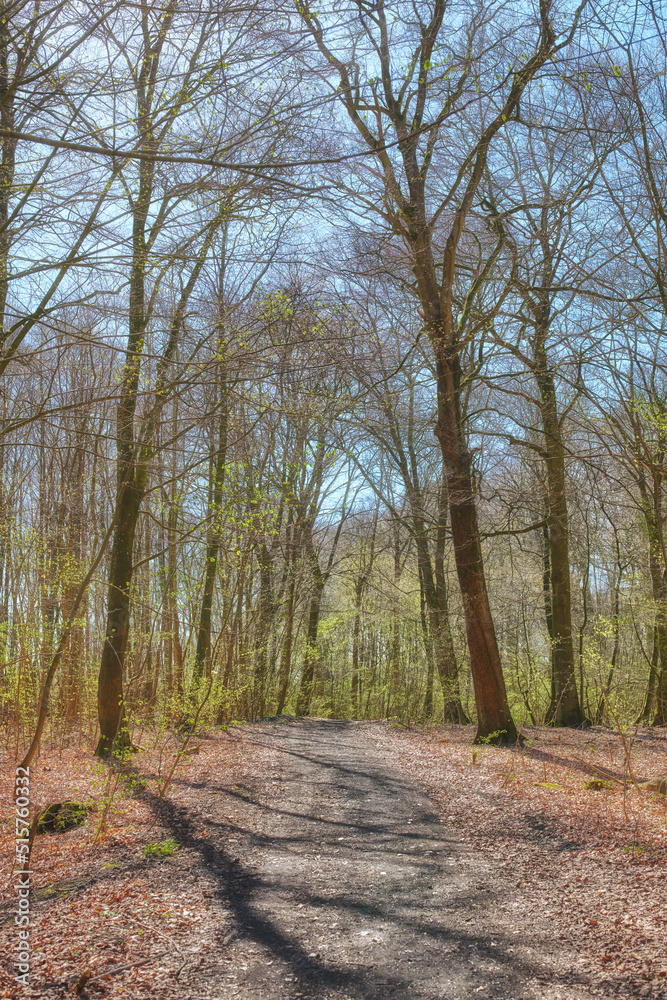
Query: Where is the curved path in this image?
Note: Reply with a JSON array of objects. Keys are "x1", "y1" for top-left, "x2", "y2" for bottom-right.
[{"x1": 164, "y1": 719, "x2": 592, "y2": 1000}]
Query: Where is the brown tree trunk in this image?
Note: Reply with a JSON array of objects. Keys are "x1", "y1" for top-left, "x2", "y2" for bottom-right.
[
  {"x1": 638, "y1": 626, "x2": 661, "y2": 724},
  {"x1": 433, "y1": 348, "x2": 517, "y2": 743},
  {"x1": 540, "y1": 520, "x2": 558, "y2": 718},
  {"x1": 648, "y1": 557, "x2": 667, "y2": 727},
  {"x1": 295, "y1": 584, "x2": 324, "y2": 717},
  {"x1": 222, "y1": 554, "x2": 246, "y2": 697},
  {"x1": 252, "y1": 542, "x2": 274, "y2": 719},
  {"x1": 419, "y1": 541, "x2": 462, "y2": 723},
  {"x1": 95, "y1": 18, "x2": 157, "y2": 753},
  {"x1": 434, "y1": 478, "x2": 468, "y2": 723},
  {"x1": 167, "y1": 492, "x2": 184, "y2": 699},
  {"x1": 96, "y1": 483, "x2": 143, "y2": 754},
  {"x1": 275, "y1": 575, "x2": 296, "y2": 716},
  {"x1": 64, "y1": 440, "x2": 85, "y2": 721},
  {"x1": 418, "y1": 563, "x2": 435, "y2": 718},
  {"x1": 299, "y1": 0, "x2": 571, "y2": 742},
  {"x1": 165, "y1": 401, "x2": 184, "y2": 700},
  {"x1": 635, "y1": 478, "x2": 667, "y2": 726},
  {"x1": 192, "y1": 377, "x2": 228, "y2": 685},
  {"x1": 276, "y1": 518, "x2": 297, "y2": 716},
  {"x1": 596, "y1": 534, "x2": 622, "y2": 724},
  {"x1": 394, "y1": 398, "x2": 466, "y2": 723},
  {"x1": 350, "y1": 576, "x2": 363, "y2": 719},
  {"x1": 389, "y1": 523, "x2": 402, "y2": 716},
  {"x1": 537, "y1": 372, "x2": 584, "y2": 726},
  {"x1": 0, "y1": 424, "x2": 9, "y2": 679},
  {"x1": 294, "y1": 427, "x2": 348, "y2": 716}
]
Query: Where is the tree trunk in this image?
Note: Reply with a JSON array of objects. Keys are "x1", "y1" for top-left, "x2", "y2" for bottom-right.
[
  {"x1": 393, "y1": 402, "x2": 466, "y2": 724},
  {"x1": 433, "y1": 348, "x2": 517, "y2": 744},
  {"x1": 295, "y1": 0, "x2": 567, "y2": 741},
  {"x1": 64, "y1": 439, "x2": 85, "y2": 721},
  {"x1": 649, "y1": 571, "x2": 667, "y2": 727},
  {"x1": 295, "y1": 584, "x2": 324, "y2": 717},
  {"x1": 636, "y1": 479, "x2": 667, "y2": 726},
  {"x1": 275, "y1": 575, "x2": 296, "y2": 716},
  {"x1": 167, "y1": 488, "x2": 184, "y2": 698},
  {"x1": 540, "y1": 520, "x2": 557, "y2": 719},
  {"x1": 294, "y1": 431, "x2": 348, "y2": 717},
  {"x1": 537, "y1": 371, "x2": 584, "y2": 726},
  {"x1": 0, "y1": 424, "x2": 9, "y2": 681},
  {"x1": 412, "y1": 529, "x2": 465, "y2": 722},
  {"x1": 222, "y1": 555, "x2": 246, "y2": 698},
  {"x1": 252, "y1": 542, "x2": 274, "y2": 719},
  {"x1": 435, "y1": 479, "x2": 468, "y2": 723},
  {"x1": 389, "y1": 523, "x2": 402, "y2": 717},
  {"x1": 95, "y1": 4, "x2": 222, "y2": 752},
  {"x1": 418, "y1": 563, "x2": 435, "y2": 718},
  {"x1": 192, "y1": 379, "x2": 228, "y2": 686},
  {"x1": 95, "y1": 23, "x2": 156, "y2": 753},
  {"x1": 350, "y1": 577, "x2": 364, "y2": 719},
  {"x1": 96, "y1": 483, "x2": 143, "y2": 754},
  {"x1": 276, "y1": 518, "x2": 297, "y2": 715},
  {"x1": 638, "y1": 625, "x2": 661, "y2": 724}
]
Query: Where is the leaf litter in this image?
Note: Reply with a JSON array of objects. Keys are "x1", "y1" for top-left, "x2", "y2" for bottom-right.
[
  {"x1": 362, "y1": 722, "x2": 667, "y2": 999},
  {"x1": 0, "y1": 721, "x2": 665, "y2": 998}
]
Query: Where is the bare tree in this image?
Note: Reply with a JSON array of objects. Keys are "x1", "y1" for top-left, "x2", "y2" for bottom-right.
[{"x1": 296, "y1": 0, "x2": 588, "y2": 741}]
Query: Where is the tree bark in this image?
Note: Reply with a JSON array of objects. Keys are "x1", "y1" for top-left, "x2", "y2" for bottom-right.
[
  {"x1": 538, "y1": 371, "x2": 584, "y2": 726},
  {"x1": 635, "y1": 474, "x2": 667, "y2": 726},
  {"x1": 647, "y1": 544, "x2": 667, "y2": 727},
  {"x1": 432, "y1": 344, "x2": 516, "y2": 742},
  {"x1": 295, "y1": 584, "x2": 324, "y2": 717},
  {"x1": 64, "y1": 438, "x2": 85, "y2": 721},
  {"x1": 418, "y1": 563, "x2": 435, "y2": 718},
  {"x1": 389, "y1": 522, "x2": 402, "y2": 717},
  {"x1": 252, "y1": 542, "x2": 274, "y2": 719},
  {"x1": 192, "y1": 371, "x2": 228, "y2": 685},
  {"x1": 165, "y1": 450, "x2": 184, "y2": 699},
  {"x1": 275, "y1": 577, "x2": 296, "y2": 716},
  {"x1": 294, "y1": 425, "x2": 348, "y2": 716},
  {"x1": 276, "y1": 515, "x2": 297, "y2": 716},
  {"x1": 350, "y1": 575, "x2": 364, "y2": 719},
  {"x1": 596, "y1": 524, "x2": 623, "y2": 724},
  {"x1": 97, "y1": 483, "x2": 143, "y2": 754},
  {"x1": 386, "y1": 394, "x2": 467, "y2": 722},
  {"x1": 434, "y1": 478, "x2": 468, "y2": 723}
]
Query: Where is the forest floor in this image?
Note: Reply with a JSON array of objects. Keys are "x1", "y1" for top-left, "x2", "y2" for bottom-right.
[{"x1": 0, "y1": 719, "x2": 666, "y2": 999}]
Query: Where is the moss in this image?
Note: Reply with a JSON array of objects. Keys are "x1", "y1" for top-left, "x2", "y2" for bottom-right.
[
  {"x1": 37, "y1": 801, "x2": 92, "y2": 834},
  {"x1": 584, "y1": 778, "x2": 613, "y2": 791}
]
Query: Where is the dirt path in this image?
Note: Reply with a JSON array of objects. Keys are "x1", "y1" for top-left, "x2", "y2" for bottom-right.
[{"x1": 159, "y1": 719, "x2": 595, "y2": 1000}]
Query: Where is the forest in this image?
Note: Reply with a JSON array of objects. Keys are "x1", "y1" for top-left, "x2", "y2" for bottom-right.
[{"x1": 3, "y1": 0, "x2": 667, "y2": 758}]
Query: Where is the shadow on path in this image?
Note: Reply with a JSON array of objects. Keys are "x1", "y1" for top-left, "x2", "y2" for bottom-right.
[{"x1": 150, "y1": 719, "x2": 594, "y2": 1000}]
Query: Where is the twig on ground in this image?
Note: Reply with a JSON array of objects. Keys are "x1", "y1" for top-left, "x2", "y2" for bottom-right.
[{"x1": 87, "y1": 951, "x2": 168, "y2": 984}]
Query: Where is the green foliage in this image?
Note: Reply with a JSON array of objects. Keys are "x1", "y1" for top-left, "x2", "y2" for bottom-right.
[
  {"x1": 583, "y1": 778, "x2": 613, "y2": 791},
  {"x1": 37, "y1": 800, "x2": 92, "y2": 834},
  {"x1": 623, "y1": 840, "x2": 651, "y2": 857},
  {"x1": 142, "y1": 838, "x2": 180, "y2": 857}
]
